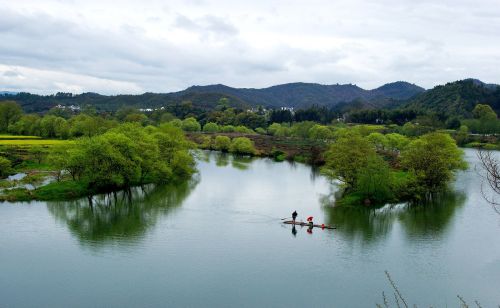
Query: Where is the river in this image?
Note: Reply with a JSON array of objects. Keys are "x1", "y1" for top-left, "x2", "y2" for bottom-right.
[{"x1": 0, "y1": 149, "x2": 499, "y2": 307}]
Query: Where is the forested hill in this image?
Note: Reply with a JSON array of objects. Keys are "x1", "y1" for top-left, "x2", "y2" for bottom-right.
[
  {"x1": 3, "y1": 80, "x2": 500, "y2": 117},
  {"x1": 0, "y1": 81, "x2": 424, "y2": 113},
  {"x1": 403, "y1": 79, "x2": 500, "y2": 117},
  {"x1": 175, "y1": 81, "x2": 425, "y2": 108},
  {"x1": 0, "y1": 91, "x2": 250, "y2": 113}
]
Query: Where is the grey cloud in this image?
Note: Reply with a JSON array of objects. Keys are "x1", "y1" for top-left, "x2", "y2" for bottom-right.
[
  {"x1": 3, "y1": 70, "x2": 19, "y2": 77},
  {"x1": 174, "y1": 14, "x2": 238, "y2": 38},
  {"x1": 0, "y1": 0, "x2": 499, "y2": 93}
]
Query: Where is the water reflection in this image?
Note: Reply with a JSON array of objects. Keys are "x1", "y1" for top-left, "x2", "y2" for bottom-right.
[
  {"x1": 322, "y1": 190, "x2": 466, "y2": 243},
  {"x1": 215, "y1": 152, "x2": 230, "y2": 167},
  {"x1": 46, "y1": 177, "x2": 199, "y2": 248},
  {"x1": 231, "y1": 155, "x2": 254, "y2": 170}
]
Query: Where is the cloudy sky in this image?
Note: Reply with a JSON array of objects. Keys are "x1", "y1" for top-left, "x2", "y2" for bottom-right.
[{"x1": 0, "y1": 0, "x2": 499, "y2": 94}]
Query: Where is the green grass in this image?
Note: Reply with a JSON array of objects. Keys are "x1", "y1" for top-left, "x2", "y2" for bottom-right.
[
  {"x1": 15, "y1": 161, "x2": 55, "y2": 172},
  {"x1": 0, "y1": 180, "x2": 89, "y2": 202},
  {"x1": 464, "y1": 142, "x2": 500, "y2": 150},
  {"x1": 0, "y1": 188, "x2": 33, "y2": 202},
  {"x1": 34, "y1": 180, "x2": 88, "y2": 200}
]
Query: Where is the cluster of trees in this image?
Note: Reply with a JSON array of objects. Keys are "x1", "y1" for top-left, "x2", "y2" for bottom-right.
[
  {"x1": 198, "y1": 135, "x2": 256, "y2": 155},
  {"x1": 323, "y1": 130, "x2": 467, "y2": 205},
  {"x1": 461, "y1": 104, "x2": 500, "y2": 134},
  {"x1": 267, "y1": 121, "x2": 334, "y2": 140},
  {"x1": 347, "y1": 104, "x2": 500, "y2": 134},
  {"x1": 269, "y1": 106, "x2": 339, "y2": 124},
  {"x1": 0, "y1": 101, "x2": 119, "y2": 138},
  {"x1": 48, "y1": 123, "x2": 195, "y2": 195}
]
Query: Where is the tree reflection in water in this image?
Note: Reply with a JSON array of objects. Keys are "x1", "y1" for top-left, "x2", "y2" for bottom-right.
[
  {"x1": 321, "y1": 189, "x2": 466, "y2": 244},
  {"x1": 231, "y1": 155, "x2": 254, "y2": 171},
  {"x1": 46, "y1": 176, "x2": 199, "y2": 248}
]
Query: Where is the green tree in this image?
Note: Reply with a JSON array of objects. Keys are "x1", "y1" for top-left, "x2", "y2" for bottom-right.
[
  {"x1": 455, "y1": 125, "x2": 469, "y2": 146},
  {"x1": 235, "y1": 112, "x2": 267, "y2": 129},
  {"x1": 323, "y1": 132, "x2": 376, "y2": 187},
  {"x1": 384, "y1": 133, "x2": 409, "y2": 153},
  {"x1": 29, "y1": 146, "x2": 46, "y2": 164},
  {"x1": 308, "y1": 124, "x2": 333, "y2": 140},
  {"x1": 367, "y1": 132, "x2": 387, "y2": 151},
  {"x1": 203, "y1": 122, "x2": 220, "y2": 133},
  {"x1": 199, "y1": 135, "x2": 212, "y2": 149},
  {"x1": 214, "y1": 135, "x2": 231, "y2": 152},
  {"x1": 181, "y1": 117, "x2": 201, "y2": 131},
  {"x1": 290, "y1": 121, "x2": 315, "y2": 138},
  {"x1": 354, "y1": 155, "x2": 394, "y2": 204},
  {"x1": 234, "y1": 126, "x2": 254, "y2": 134},
  {"x1": 168, "y1": 119, "x2": 183, "y2": 128},
  {"x1": 8, "y1": 114, "x2": 40, "y2": 135},
  {"x1": 255, "y1": 127, "x2": 266, "y2": 134},
  {"x1": 0, "y1": 101, "x2": 23, "y2": 132},
  {"x1": 400, "y1": 132, "x2": 467, "y2": 192},
  {"x1": 472, "y1": 104, "x2": 497, "y2": 121},
  {"x1": 230, "y1": 137, "x2": 256, "y2": 155},
  {"x1": 159, "y1": 112, "x2": 176, "y2": 123},
  {"x1": 40, "y1": 115, "x2": 69, "y2": 138},
  {"x1": 221, "y1": 125, "x2": 235, "y2": 133},
  {"x1": 124, "y1": 113, "x2": 148, "y2": 125},
  {"x1": 267, "y1": 123, "x2": 282, "y2": 136}
]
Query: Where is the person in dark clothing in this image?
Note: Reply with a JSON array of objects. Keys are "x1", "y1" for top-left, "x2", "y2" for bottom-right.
[{"x1": 292, "y1": 211, "x2": 298, "y2": 223}]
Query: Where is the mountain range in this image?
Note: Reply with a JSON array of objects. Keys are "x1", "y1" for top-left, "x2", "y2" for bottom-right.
[{"x1": 1, "y1": 79, "x2": 499, "y2": 117}]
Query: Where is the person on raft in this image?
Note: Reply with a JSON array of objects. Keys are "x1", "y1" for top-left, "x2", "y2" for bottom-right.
[
  {"x1": 292, "y1": 211, "x2": 298, "y2": 223},
  {"x1": 307, "y1": 216, "x2": 314, "y2": 227}
]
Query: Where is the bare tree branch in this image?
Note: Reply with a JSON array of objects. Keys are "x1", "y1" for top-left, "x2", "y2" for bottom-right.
[{"x1": 476, "y1": 147, "x2": 500, "y2": 214}]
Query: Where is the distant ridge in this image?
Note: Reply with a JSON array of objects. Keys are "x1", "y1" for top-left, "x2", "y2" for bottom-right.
[
  {"x1": 0, "y1": 81, "x2": 425, "y2": 112},
  {"x1": 172, "y1": 81, "x2": 425, "y2": 108},
  {"x1": 0, "y1": 91, "x2": 18, "y2": 96},
  {"x1": 2, "y1": 79, "x2": 500, "y2": 117}
]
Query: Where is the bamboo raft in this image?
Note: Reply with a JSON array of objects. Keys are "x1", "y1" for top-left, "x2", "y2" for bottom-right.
[{"x1": 283, "y1": 221, "x2": 336, "y2": 229}]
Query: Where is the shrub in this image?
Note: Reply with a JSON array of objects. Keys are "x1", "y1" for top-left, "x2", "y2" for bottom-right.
[
  {"x1": 214, "y1": 135, "x2": 231, "y2": 152},
  {"x1": 221, "y1": 125, "x2": 235, "y2": 133},
  {"x1": 353, "y1": 155, "x2": 394, "y2": 204},
  {"x1": 169, "y1": 119, "x2": 183, "y2": 128},
  {"x1": 230, "y1": 137, "x2": 256, "y2": 155},
  {"x1": 271, "y1": 149, "x2": 286, "y2": 162},
  {"x1": 267, "y1": 123, "x2": 282, "y2": 135},
  {"x1": 181, "y1": 117, "x2": 201, "y2": 131},
  {"x1": 199, "y1": 135, "x2": 212, "y2": 149},
  {"x1": 255, "y1": 127, "x2": 266, "y2": 134},
  {"x1": 203, "y1": 122, "x2": 219, "y2": 133},
  {"x1": 234, "y1": 126, "x2": 254, "y2": 134},
  {"x1": 308, "y1": 124, "x2": 333, "y2": 140},
  {"x1": 0, "y1": 156, "x2": 12, "y2": 177},
  {"x1": 400, "y1": 132, "x2": 467, "y2": 192}
]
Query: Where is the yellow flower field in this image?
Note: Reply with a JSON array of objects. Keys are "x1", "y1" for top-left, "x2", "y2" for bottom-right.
[{"x1": 0, "y1": 139, "x2": 71, "y2": 146}]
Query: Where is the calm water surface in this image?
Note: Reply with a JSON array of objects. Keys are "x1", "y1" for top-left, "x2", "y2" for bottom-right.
[{"x1": 0, "y1": 149, "x2": 499, "y2": 307}]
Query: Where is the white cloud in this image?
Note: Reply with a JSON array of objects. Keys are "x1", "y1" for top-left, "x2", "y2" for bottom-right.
[{"x1": 0, "y1": 0, "x2": 499, "y2": 94}]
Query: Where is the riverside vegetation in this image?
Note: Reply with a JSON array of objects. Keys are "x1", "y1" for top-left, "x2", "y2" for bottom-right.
[
  {"x1": 0, "y1": 99, "x2": 488, "y2": 205},
  {"x1": 0, "y1": 122, "x2": 195, "y2": 202}
]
